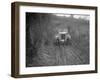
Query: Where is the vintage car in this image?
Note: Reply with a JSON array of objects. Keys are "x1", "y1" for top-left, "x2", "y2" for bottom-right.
[{"x1": 55, "y1": 31, "x2": 71, "y2": 45}]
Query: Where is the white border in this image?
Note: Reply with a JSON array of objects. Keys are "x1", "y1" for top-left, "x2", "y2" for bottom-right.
[{"x1": 19, "y1": 6, "x2": 95, "y2": 74}]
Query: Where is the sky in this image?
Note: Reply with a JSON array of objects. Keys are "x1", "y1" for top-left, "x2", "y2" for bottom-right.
[{"x1": 53, "y1": 14, "x2": 90, "y2": 20}]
